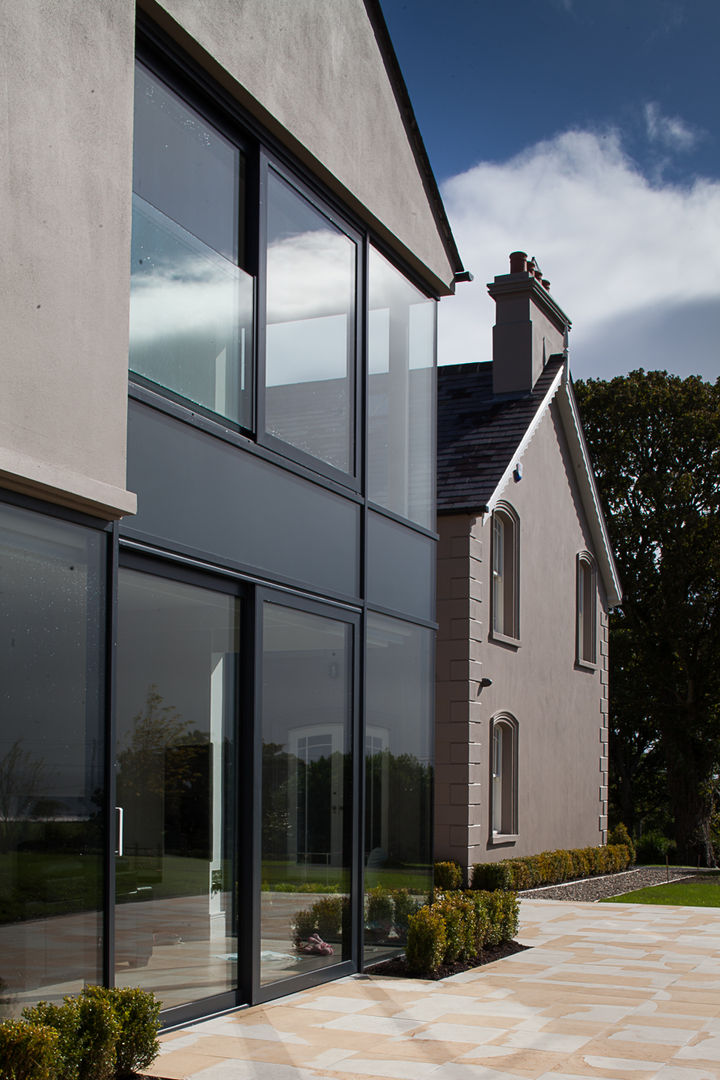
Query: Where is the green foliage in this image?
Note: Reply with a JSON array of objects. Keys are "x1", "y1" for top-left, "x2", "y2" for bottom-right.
[
  {"x1": 23, "y1": 995, "x2": 117, "y2": 1080},
  {"x1": 433, "y1": 894, "x2": 474, "y2": 963},
  {"x1": 0, "y1": 1019, "x2": 60, "y2": 1080},
  {"x1": 473, "y1": 891, "x2": 518, "y2": 946},
  {"x1": 470, "y1": 862, "x2": 513, "y2": 891},
  {"x1": 390, "y1": 889, "x2": 418, "y2": 938},
  {"x1": 313, "y1": 896, "x2": 344, "y2": 940},
  {"x1": 608, "y1": 822, "x2": 636, "y2": 864},
  {"x1": 635, "y1": 831, "x2": 677, "y2": 864},
  {"x1": 80, "y1": 987, "x2": 160, "y2": 1078},
  {"x1": 470, "y1": 844, "x2": 631, "y2": 892},
  {"x1": 405, "y1": 906, "x2": 447, "y2": 976},
  {"x1": 602, "y1": 875, "x2": 720, "y2": 907},
  {"x1": 366, "y1": 886, "x2": 394, "y2": 929},
  {"x1": 291, "y1": 906, "x2": 318, "y2": 944},
  {"x1": 575, "y1": 371, "x2": 720, "y2": 865},
  {"x1": 434, "y1": 861, "x2": 463, "y2": 890}
]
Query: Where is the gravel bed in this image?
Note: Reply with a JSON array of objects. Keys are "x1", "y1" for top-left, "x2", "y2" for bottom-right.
[{"x1": 520, "y1": 866, "x2": 696, "y2": 902}]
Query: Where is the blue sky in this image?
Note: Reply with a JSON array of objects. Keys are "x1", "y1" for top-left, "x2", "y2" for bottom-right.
[{"x1": 380, "y1": 0, "x2": 720, "y2": 382}]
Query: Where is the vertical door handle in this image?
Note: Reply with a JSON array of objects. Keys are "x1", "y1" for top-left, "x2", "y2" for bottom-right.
[{"x1": 115, "y1": 806, "x2": 124, "y2": 857}]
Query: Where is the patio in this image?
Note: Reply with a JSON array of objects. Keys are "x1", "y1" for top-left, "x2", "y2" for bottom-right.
[{"x1": 147, "y1": 898, "x2": 720, "y2": 1079}]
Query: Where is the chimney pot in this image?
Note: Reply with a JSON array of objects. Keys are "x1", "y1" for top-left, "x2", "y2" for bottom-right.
[
  {"x1": 542, "y1": 279, "x2": 551, "y2": 291},
  {"x1": 509, "y1": 250, "x2": 528, "y2": 274}
]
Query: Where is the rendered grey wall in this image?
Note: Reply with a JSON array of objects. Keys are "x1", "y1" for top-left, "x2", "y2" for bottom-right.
[
  {"x1": 141, "y1": 0, "x2": 455, "y2": 294},
  {"x1": 0, "y1": 1, "x2": 137, "y2": 518},
  {"x1": 435, "y1": 402, "x2": 608, "y2": 872}
]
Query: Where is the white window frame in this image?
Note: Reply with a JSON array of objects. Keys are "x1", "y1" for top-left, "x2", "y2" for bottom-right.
[
  {"x1": 490, "y1": 713, "x2": 518, "y2": 841},
  {"x1": 490, "y1": 503, "x2": 520, "y2": 645}
]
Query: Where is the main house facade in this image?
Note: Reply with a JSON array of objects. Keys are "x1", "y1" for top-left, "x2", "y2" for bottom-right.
[
  {"x1": 0, "y1": 0, "x2": 465, "y2": 1025},
  {"x1": 434, "y1": 254, "x2": 622, "y2": 878}
]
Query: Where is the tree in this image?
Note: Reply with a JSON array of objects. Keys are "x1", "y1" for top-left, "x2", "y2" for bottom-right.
[{"x1": 575, "y1": 370, "x2": 720, "y2": 864}]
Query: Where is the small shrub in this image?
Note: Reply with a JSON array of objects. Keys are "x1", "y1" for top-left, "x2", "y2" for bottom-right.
[
  {"x1": 467, "y1": 893, "x2": 491, "y2": 953},
  {"x1": 470, "y1": 862, "x2": 513, "y2": 891},
  {"x1": 608, "y1": 822, "x2": 636, "y2": 864},
  {"x1": 391, "y1": 889, "x2": 418, "y2": 939},
  {"x1": 291, "y1": 907, "x2": 316, "y2": 944},
  {"x1": 366, "y1": 886, "x2": 394, "y2": 932},
  {"x1": 569, "y1": 848, "x2": 590, "y2": 879},
  {"x1": 314, "y1": 896, "x2": 344, "y2": 940},
  {"x1": 81, "y1": 987, "x2": 160, "y2": 1079},
  {"x1": 433, "y1": 894, "x2": 474, "y2": 963},
  {"x1": 434, "y1": 861, "x2": 463, "y2": 890},
  {"x1": 405, "y1": 906, "x2": 446, "y2": 976},
  {"x1": 636, "y1": 831, "x2": 676, "y2": 865},
  {"x1": 23, "y1": 995, "x2": 117, "y2": 1080},
  {"x1": 475, "y1": 890, "x2": 519, "y2": 945},
  {"x1": 0, "y1": 1019, "x2": 60, "y2": 1080}
]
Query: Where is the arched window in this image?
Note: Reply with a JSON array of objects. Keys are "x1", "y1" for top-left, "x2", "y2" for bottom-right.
[
  {"x1": 576, "y1": 552, "x2": 597, "y2": 666},
  {"x1": 491, "y1": 504, "x2": 519, "y2": 642},
  {"x1": 490, "y1": 714, "x2": 518, "y2": 838}
]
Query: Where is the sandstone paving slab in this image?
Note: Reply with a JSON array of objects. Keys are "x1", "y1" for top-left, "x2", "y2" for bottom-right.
[{"x1": 146, "y1": 899, "x2": 720, "y2": 1080}]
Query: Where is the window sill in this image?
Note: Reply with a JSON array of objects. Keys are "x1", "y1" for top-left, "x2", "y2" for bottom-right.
[
  {"x1": 489, "y1": 630, "x2": 521, "y2": 650},
  {"x1": 490, "y1": 833, "x2": 518, "y2": 846},
  {"x1": 575, "y1": 657, "x2": 598, "y2": 672}
]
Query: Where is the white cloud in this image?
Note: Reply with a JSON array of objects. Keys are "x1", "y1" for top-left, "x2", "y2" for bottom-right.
[
  {"x1": 439, "y1": 129, "x2": 720, "y2": 381},
  {"x1": 644, "y1": 102, "x2": 699, "y2": 153}
]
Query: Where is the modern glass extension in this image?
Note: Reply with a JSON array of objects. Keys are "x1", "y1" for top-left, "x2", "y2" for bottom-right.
[{"x1": 0, "y1": 30, "x2": 437, "y2": 1026}]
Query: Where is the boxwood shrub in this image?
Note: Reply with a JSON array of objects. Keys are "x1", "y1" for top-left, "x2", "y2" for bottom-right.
[
  {"x1": 471, "y1": 843, "x2": 631, "y2": 892},
  {"x1": 405, "y1": 889, "x2": 519, "y2": 976}
]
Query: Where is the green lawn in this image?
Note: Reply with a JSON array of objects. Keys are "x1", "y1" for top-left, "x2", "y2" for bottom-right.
[{"x1": 602, "y1": 876, "x2": 720, "y2": 907}]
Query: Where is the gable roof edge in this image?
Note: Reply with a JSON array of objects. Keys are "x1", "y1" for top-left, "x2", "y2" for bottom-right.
[
  {"x1": 485, "y1": 362, "x2": 565, "y2": 516},
  {"x1": 362, "y1": 0, "x2": 466, "y2": 282},
  {"x1": 555, "y1": 373, "x2": 623, "y2": 608}
]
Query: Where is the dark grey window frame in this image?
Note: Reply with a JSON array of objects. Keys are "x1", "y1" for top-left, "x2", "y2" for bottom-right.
[
  {"x1": 252, "y1": 587, "x2": 362, "y2": 1004},
  {"x1": 133, "y1": 18, "x2": 437, "y2": 512}
]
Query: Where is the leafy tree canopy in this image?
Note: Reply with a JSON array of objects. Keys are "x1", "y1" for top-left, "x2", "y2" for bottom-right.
[{"x1": 575, "y1": 369, "x2": 720, "y2": 863}]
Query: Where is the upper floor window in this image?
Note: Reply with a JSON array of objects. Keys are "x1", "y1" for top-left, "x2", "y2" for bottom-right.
[
  {"x1": 263, "y1": 168, "x2": 358, "y2": 476},
  {"x1": 491, "y1": 504, "x2": 519, "y2": 643},
  {"x1": 576, "y1": 552, "x2": 597, "y2": 666},
  {"x1": 129, "y1": 50, "x2": 435, "y2": 519},
  {"x1": 368, "y1": 246, "x2": 436, "y2": 530},
  {"x1": 130, "y1": 62, "x2": 254, "y2": 430}
]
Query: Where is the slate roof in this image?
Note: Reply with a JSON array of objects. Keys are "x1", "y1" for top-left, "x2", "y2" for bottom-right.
[{"x1": 437, "y1": 357, "x2": 564, "y2": 513}]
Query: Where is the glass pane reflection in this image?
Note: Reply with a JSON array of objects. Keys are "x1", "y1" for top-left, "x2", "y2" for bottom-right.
[
  {"x1": 368, "y1": 247, "x2": 436, "y2": 528},
  {"x1": 260, "y1": 604, "x2": 353, "y2": 985},
  {"x1": 130, "y1": 196, "x2": 253, "y2": 428},
  {"x1": 0, "y1": 505, "x2": 104, "y2": 1016},
  {"x1": 364, "y1": 614, "x2": 433, "y2": 966},
  {"x1": 265, "y1": 171, "x2": 356, "y2": 473},
  {"x1": 115, "y1": 571, "x2": 239, "y2": 1011}
]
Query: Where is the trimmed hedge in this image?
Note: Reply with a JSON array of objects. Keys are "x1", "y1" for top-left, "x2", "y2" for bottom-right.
[
  {"x1": 0, "y1": 986, "x2": 162, "y2": 1080},
  {"x1": 405, "y1": 889, "x2": 519, "y2": 976},
  {"x1": 471, "y1": 843, "x2": 631, "y2": 892},
  {"x1": 434, "y1": 861, "x2": 463, "y2": 890}
]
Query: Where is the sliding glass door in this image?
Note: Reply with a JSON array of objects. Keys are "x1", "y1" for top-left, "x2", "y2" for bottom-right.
[
  {"x1": 114, "y1": 567, "x2": 240, "y2": 1013},
  {"x1": 259, "y1": 600, "x2": 356, "y2": 988}
]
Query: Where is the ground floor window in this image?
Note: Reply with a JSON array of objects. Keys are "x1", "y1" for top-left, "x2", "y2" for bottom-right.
[
  {"x1": 490, "y1": 714, "x2": 518, "y2": 838},
  {"x1": 0, "y1": 502, "x2": 105, "y2": 1014},
  {"x1": 0, "y1": 498, "x2": 435, "y2": 1021},
  {"x1": 364, "y1": 614, "x2": 433, "y2": 965}
]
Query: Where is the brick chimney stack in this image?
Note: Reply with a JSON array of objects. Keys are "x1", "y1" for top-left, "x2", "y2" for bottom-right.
[{"x1": 488, "y1": 252, "x2": 571, "y2": 396}]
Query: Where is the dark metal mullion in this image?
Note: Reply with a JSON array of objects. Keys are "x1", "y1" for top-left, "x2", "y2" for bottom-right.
[
  {"x1": 249, "y1": 589, "x2": 266, "y2": 1003},
  {"x1": 103, "y1": 521, "x2": 120, "y2": 987},
  {"x1": 255, "y1": 151, "x2": 269, "y2": 451},
  {"x1": 237, "y1": 586, "x2": 257, "y2": 1005},
  {"x1": 357, "y1": 236, "x2": 370, "y2": 972}
]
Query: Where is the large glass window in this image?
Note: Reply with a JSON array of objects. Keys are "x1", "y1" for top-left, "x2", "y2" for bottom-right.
[
  {"x1": 130, "y1": 63, "x2": 253, "y2": 428},
  {"x1": 0, "y1": 504, "x2": 105, "y2": 1016},
  {"x1": 114, "y1": 569, "x2": 240, "y2": 1012},
  {"x1": 364, "y1": 614, "x2": 433, "y2": 965},
  {"x1": 368, "y1": 246, "x2": 436, "y2": 529},
  {"x1": 264, "y1": 170, "x2": 357, "y2": 474},
  {"x1": 260, "y1": 603, "x2": 353, "y2": 986}
]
